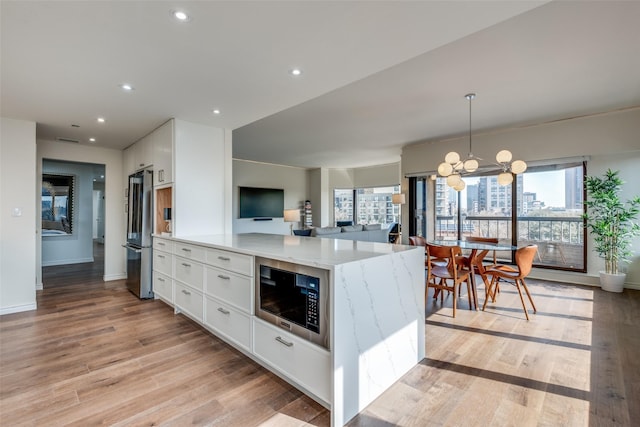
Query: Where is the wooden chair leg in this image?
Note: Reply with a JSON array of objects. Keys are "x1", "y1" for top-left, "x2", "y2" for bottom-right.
[
  {"x1": 521, "y1": 278, "x2": 537, "y2": 313},
  {"x1": 514, "y1": 280, "x2": 530, "y2": 321},
  {"x1": 482, "y1": 277, "x2": 497, "y2": 311},
  {"x1": 452, "y1": 283, "x2": 457, "y2": 318},
  {"x1": 465, "y1": 279, "x2": 473, "y2": 310}
]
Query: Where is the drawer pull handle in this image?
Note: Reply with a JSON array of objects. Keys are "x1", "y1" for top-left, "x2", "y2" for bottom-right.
[
  {"x1": 181, "y1": 263, "x2": 191, "y2": 267},
  {"x1": 217, "y1": 256, "x2": 231, "y2": 261},
  {"x1": 157, "y1": 255, "x2": 165, "y2": 259},
  {"x1": 217, "y1": 307, "x2": 230, "y2": 315},
  {"x1": 217, "y1": 274, "x2": 230, "y2": 280},
  {"x1": 181, "y1": 289, "x2": 191, "y2": 295},
  {"x1": 275, "y1": 336, "x2": 293, "y2": 347},
  {"x1": 158, "y1": 277, "x2": 165, "y2": 282},
  {"x1": 157, "y1": 242, "x2": 165, "y2": 246},
  {"x1": 181, "y1": 248, "x2": 191, "y2": 252}
]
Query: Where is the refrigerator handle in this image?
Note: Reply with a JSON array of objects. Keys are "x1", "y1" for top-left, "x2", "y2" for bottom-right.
[{"x1": 123, "y1": 244, "x2": 143, "y2": 254}]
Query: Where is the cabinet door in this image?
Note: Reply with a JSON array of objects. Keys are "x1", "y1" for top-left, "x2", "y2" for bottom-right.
[
  {"x1": 204, "y1": 295, "x2": 251, "y2": 351},
  {"x1": 153, "y1": 120, "x2": 174, "y2": 186},
  {"x1": 253, "y1": 319, "x2": 330, "y2": 403},
  {"x1": 153, "y1": 250, "x2": 172, "y2": 276},
  {"x1": 205, "y1": 266, "x2": 252, "y2": 313},
  {"x1": 133, "y1": 135, "x2": 153, "y2": 170},
  {"x1": 174, "y1": 256, "x2": 204, "y2": 290},
  {"x1": 123, "y1": 145, "x2": 136, "y2": 176},
  {"x1": 153, "y1": 272, "x2": 173, "y2": 304},
  {"x1": 175, "y1": 282, "x2": 203, "y2": 321}
]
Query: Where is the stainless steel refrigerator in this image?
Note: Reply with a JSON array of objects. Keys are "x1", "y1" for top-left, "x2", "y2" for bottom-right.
[{"x1": 124, "y1": 169, "x2": 154, "y2": 299}]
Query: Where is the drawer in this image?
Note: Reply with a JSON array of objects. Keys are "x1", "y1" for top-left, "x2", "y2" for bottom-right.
[
  {"x1": 205, "y1": 267, "x2": 252, "y2": 313},
  {"x1": 253, "y1": 319, "x2": 330, "y2": 403},
  {"x1": 206, "y1": 248, "x2": 253, "y2": 276},
  {"x1": 174, "y1": 256, "x2": 204, "y2": 290},
  {"x1": 204, "y1": 296, "x2": 251, "y2": 351},
  {"x1": 153, "y1": 251, "x2": 173, "y2": 276},
  {"x1": 153, "y1": 238, "x2": 173, "y2": 253},
  {"x1": 175, "y1": 282, "x2": 203, "y2": 321},
  {"x1": 174, "y1": 242, "x2": 206, "y2": 262},
  {"x1": 153, "y1": 272, "x2": 173, "y2": 304}
]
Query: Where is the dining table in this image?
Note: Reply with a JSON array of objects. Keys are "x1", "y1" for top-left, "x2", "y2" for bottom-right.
[{"x1": 428, "y1": 239, "x2": 517, "y2": 309}]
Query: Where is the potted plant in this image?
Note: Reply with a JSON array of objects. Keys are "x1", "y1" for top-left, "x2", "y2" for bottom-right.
[{"x1": 583, "y1": 169, "x2": 640, "y2": 292}]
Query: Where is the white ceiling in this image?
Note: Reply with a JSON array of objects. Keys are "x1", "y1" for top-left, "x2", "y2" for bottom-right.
[{"x1": 2, "y1": 1, "x2": 639, "y2": 169}]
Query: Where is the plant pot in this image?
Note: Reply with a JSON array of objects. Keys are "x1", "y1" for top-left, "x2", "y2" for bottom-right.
[{"x1": 599, "y1": 271, "x2": 626, "y2": 293}]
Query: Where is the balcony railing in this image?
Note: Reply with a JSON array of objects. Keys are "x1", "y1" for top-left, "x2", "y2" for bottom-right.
[{"x1": 435, "y1": 215, "x2": 585, "y2": 270}]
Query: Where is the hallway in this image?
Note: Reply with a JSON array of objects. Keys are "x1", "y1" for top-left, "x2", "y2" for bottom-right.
[{"x1": 42, "y1": 241, "x2": 104, "y2": 288}]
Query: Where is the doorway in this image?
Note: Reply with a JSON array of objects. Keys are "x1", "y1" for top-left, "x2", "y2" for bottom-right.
[{"x1": 41, "y1": 159, "x2": 105, "y2": 288}]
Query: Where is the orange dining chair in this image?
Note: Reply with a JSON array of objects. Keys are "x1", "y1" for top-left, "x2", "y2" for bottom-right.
[
  {"x1": 458, "y1": 236, "x2": 500, "y2": 301},
  {"x1": 426, "y1": 244, "x2": 474, "y2": 318},
  {"x1": 483, "y1": 245, "x2": 538, "y2": 320}
]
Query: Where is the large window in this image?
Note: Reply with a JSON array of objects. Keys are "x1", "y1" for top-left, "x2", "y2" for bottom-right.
[
  {"x1": 334, "y1": 185, "x2": 400, "y2": 226},
  {"x1": 413, "y1": 162, "x2": 585, "y2": 272}
]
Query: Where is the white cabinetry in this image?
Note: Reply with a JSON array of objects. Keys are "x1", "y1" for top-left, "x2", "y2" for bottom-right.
[
  {"x1": 123, "y1": 145, "x2": 136, "y2": 176},
  {"x1": 132, "y1": 133, "x2": 153, "y2": 171},
  {"x1": 253, "y1": 319, "x2": 331, "y2": 403},
  {"x1": 152, "y1": 120, "x2": 173, "y2": 186},
  {"x1": 152, "y1": 238, "x2": 173, "y2": 304}
]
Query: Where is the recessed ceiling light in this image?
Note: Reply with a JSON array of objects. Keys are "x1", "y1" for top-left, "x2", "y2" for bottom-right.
[
  {"x1": 89, "y1": 137, "x2": 96, "y2": 142},
  {"x1": 120, "y1": 83, "x2": 134, "y2": 91},
  {"x1": 97, "y1": 117, "x2": 105, "y2": 123},
  {"x1": 289, "y1": 68, "x2": 303, "y2": 76},
  {"x1": 212, "y1": 109, "x2": 221, "y2": 115},
  {"x1": 173, "y1": 10, "x2": 190, "y2": 21}
]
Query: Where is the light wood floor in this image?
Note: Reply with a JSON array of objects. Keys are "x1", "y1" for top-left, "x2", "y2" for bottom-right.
[{"x1": 1, "y1": 262, "x2": 638, "y2": 426}]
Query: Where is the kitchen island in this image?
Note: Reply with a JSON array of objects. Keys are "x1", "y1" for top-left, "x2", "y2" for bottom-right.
[{"x1": 152, "y1": 233, "x2": 425, "y2": 426}]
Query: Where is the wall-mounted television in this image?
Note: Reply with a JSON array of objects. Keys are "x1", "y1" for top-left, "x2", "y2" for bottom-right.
[{"x1": 239, "y1": 186, "x2": 285, "y2": 219}]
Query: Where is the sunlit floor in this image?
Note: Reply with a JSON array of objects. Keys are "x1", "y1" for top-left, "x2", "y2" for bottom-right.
[{"x1": 348, "y1": 279, "x2": 638, "y2": 426}]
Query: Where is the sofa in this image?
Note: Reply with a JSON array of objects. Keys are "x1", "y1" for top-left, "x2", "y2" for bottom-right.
[{"x1": 309, "y1": 224, "x2": 390, "y2": 243}]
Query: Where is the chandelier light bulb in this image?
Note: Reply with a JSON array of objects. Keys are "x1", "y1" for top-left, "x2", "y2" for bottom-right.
[
  {"x1": 496, "y1": 149, "x2": 513, "y2": 164},
  {"x1": 511, "y1": 159, "x2": 528, "y2": 174},
  {"x1": 497, "y1": 172, "x2": 514, "y2": 186},
  {"x1": 453, "y1": 180, "x2": 466, "y2": 191},
  {"x1": 463, "y1": 158, "x2": 479, "y2": 172},
  {"x1": 445, "y1": 151, "x2": 460, "y2": 164},
  {"x1": 446, "y1": 174, "x2": 462, "y2": 187},
  {"x1": 438, "y1": 162, "x2": 453, "y2": 177}
]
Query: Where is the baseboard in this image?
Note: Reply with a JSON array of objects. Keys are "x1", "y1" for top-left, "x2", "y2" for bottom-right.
[
  {"x1": 36, "y1": 282, "x2": 43, "y2": 290},
  {"x1": 42, "y1": 257, "x2": 94, "y2": 267},
  {"x1": 1, "y1": 302, "x2": 37, "y2": 316},
  {"x1": 104, "y1": 273, "x2": 127, "y2": 281}
]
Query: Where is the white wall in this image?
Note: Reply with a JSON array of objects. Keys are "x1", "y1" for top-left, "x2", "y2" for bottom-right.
[
  {"x1": 233, "y1": 160, "x2": 308, "y2": 234},
  {"x1": 41, "y1": 160, "x2": 98, "y2": 266},
  {"x1": 37, "y1": 140, "x2": 125, "y2": 282},
  {"x1": 402, "y1": 108, "x2": 640, "y2": 287},
  {"x1": 0, "y1": 118, "x2": 37, "y2": 315}
]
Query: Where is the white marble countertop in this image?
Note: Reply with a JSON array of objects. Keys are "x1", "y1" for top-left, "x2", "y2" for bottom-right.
[{"x1": 155, "y1": 232, "x2": 421, "y2": 269}]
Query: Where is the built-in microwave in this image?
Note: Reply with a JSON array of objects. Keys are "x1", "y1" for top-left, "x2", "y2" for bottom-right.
[{"x1": 255, "y1": 257, "x2": 329, "y2": 349}]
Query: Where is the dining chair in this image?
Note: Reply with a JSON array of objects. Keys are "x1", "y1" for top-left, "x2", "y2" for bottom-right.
[
  {"x1": 483, "y1": 244, "x2": 538, "y2": 320},
  {"x1": 460, "y1": 236, "x2": 500, "y2": 301},
  {"x1": 426, "y1": 244, "x2": 474, "y2": 318}
]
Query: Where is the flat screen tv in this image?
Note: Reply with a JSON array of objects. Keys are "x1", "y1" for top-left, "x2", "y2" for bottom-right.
[{"x1": 239, "y1": 186, "x2": 284, "y2": 219}]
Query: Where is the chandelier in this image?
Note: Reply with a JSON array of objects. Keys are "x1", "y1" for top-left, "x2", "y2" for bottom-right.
[{"x1": 437, "y1": 93, "x2": 527, "y2": 191}]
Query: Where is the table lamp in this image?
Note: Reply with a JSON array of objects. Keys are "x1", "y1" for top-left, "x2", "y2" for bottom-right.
[{"x1": 283, "y1": 209, "x2": 301, "y2": 235}]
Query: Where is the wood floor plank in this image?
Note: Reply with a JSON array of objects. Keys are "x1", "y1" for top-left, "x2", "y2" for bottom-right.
[{"x1": 1, "y1": 261, "x2": 639, "y2": 426}]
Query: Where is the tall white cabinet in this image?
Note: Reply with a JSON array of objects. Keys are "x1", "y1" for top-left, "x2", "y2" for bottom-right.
[{"x1": 145, "y1": 118, "x2": 231, "y2": 237}]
